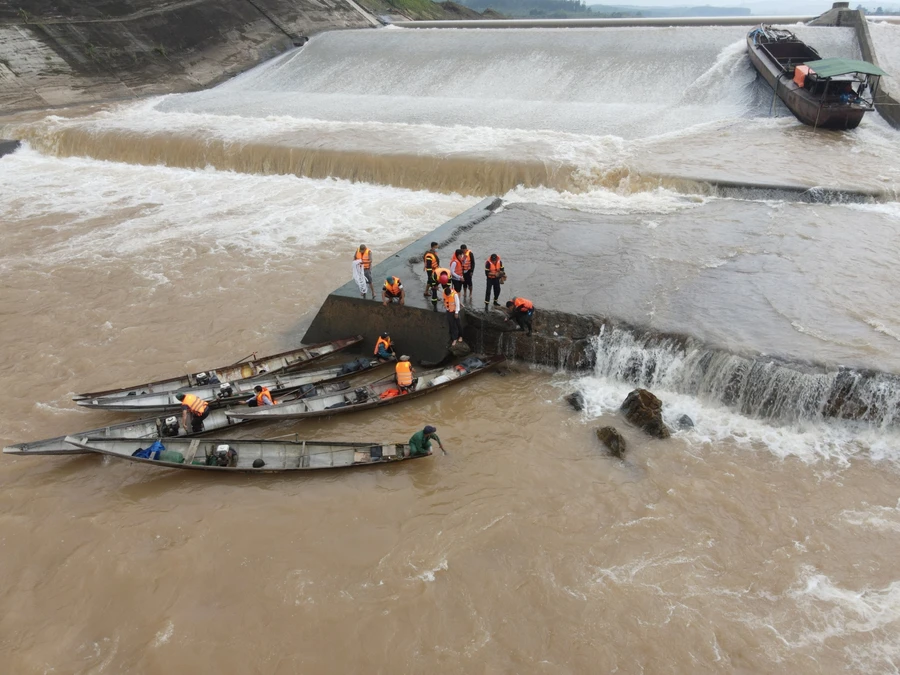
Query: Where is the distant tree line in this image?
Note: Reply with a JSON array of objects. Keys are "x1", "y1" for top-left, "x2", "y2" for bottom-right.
[
  {"x1": 856, "y1": 4, "x2": 900, "y2": 13},
  {"x1": 460, "y1": 0, "x2": 641, "y2": 17}
]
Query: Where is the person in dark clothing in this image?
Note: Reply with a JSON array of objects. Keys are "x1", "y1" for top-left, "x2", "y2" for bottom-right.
[
  {"x1": 505, "y1": 297, "x2": 534, "y2": 336},
  {"x1": 423, "y1": 242, "x2": 440, "y2": 297},
  {"x1": 409, "y1": 425, "x2": 443, "y2": 456},
  {"x1": 460, "y1": 244, "x2": 475, "y2": 303},
  {"x1": 484, "y1": 253, "x2": 506, "y2": 309}
]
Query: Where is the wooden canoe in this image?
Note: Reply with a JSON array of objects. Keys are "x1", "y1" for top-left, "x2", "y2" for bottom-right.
[
  {"x1": 3, "y1": 381, "x2": 350, "y2": 456},
  {"x1": 62, "y1": 436, "x2": 429, "y2": 472},
  {"x1": 226, "y1": 355, "x2": 506, "y2": 422},
  {"x1": 75, "y1": 357, "x2": 386, "y2": 413},
  {"x1": 72, "y1": 335, "x2": 363, "y2": 401}
]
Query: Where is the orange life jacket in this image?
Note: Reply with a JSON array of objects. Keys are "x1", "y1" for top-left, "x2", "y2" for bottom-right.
[
  {"x1": 374, "y1": 336, "x2": 392, "y2": 355},
  {"x1": 255, "y1": 387, "x2": 275, "y2": 406},
  {"x1": 443, "y1": 290, "x2": 459, "y2": 313},
  {"x1": 462, "y1": 250, "x2": 474, "y2": 272},
  {"x1": 486, "y1": 257, "x2": 503, "y2": 278},
  {"x1": 383, "y1": 277, "x2": 402, "y2": 295},
  {"x1": 433, "y1": 267, "x2": 451, "y2": 286},
  {"x1": 513, "y1": 297, "x2": 534, "y2": 312},
  {"x1": 395, "y1": 361, "x2": 413, "y2": 387},
  {"x1": 182, "y1": 393, "x2": 209, "y2": 415},
  {"x1": 423, "y1": 251, "x2": 438, "y2": 271},
  {"x1": 355, "y1": 248, "x2": 371, "y2": 269},
  {"x1": 450, "y1": 254, "x2": 464, "y2": 277}
]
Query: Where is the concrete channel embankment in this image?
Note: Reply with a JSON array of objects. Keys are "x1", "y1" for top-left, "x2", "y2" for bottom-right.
[{"x1": 0, "y1": 0, "x2": 377, "y2": 113}]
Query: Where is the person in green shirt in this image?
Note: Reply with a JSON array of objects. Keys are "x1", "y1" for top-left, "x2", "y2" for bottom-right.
[{"x1": 409, "y1": 425, "x2": 444, "y2": 456}]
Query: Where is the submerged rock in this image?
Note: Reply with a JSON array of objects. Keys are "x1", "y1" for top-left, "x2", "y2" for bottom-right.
[
  {"x1": 565, "y1": 391, "x2": 585, "y2": 411},
  {"x1": 676, "y1": 414, "x2": 694, "y2": 430},
  {"x1": 596, "y1": 426, "x2": 626, "y2": 458},
  {"x1": 620, "y1": 389, "x2": 671, "y2": 439}
]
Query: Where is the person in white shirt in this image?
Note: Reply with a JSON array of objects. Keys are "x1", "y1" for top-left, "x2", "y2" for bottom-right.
[{"x1": 443, "y1": 285, "x2": 463, "y2": 346}]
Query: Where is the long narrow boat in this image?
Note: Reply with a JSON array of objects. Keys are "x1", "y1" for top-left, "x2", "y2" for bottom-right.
[
  {"x1": 746, "y1": 25, "x2": 887, "y2": 130},
  {"x1": 62, "y1": 436, "x2": 427, "y2": 472},
  {"x1": 75, "y1": 357, "x2": 385, "y2": 413},
  {"x1": 72, "y1": 335, "x2": 363, "y2": 401},
  {"x1": 3, "y1": 382, "x2": 350, "y2": 456},
  {"x1": 226, "y1": 355, "x2": 506, "y2": 422}
]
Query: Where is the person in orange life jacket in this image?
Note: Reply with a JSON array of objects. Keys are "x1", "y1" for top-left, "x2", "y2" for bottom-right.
[
  {"x1": 443, "y1": 285, "x2": 463, "y2": 346},
  {"x1": 449, "y1": 249, "x2": 465, "y2": 295},
  {"x1": 382, "y1": 276, "x2": 405, "y2": 306},
  {"x1": 354, "y1": 244, "x2": 375, "y2": 299},
  {"x1": 484, "y1": 253, "x2": 506, "y2": 308},
  {"x1": 395, "y1": 355, "x2": 417, "y2": 392},
  {"x1": 374, "y1": 331, "x2": 396, "y2": 362},
  {"x1": 460, "y1": 244, "x2": 475, "y2": 302},
  {"x1": 242, "y1": 384, "x2": 276, "y2": 407},
  {"x1": 505, "y1": 297, "x2": 534, "y2": 336},
  {"x1": 428, "y1": 266, "x2": 452, "y2": 312},
  {"x1": 175, "y1": 392, "x2": 210, "y2": 433},
  {"x1": 423, "y1": 242, "x2": 440, "y2": 297}
]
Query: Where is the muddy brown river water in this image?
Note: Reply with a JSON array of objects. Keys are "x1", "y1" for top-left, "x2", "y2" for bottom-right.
[{"x1": 2, "y1": 23, "x2": 900, "y2": 675}]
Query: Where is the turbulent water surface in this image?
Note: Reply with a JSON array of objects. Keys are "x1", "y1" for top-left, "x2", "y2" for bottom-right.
[{"x1": 2, "y1": 23, "x2": 900, "y2": 674}]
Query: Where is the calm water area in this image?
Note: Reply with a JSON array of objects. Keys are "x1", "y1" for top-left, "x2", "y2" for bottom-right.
[{"x1": 2, "y1": 24, "x2": 900, "y2": 674}]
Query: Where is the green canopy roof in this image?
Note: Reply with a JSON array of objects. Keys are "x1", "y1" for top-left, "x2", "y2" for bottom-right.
[{"x1": 804, "y1": 57, "x2": 888, "y2": 78}]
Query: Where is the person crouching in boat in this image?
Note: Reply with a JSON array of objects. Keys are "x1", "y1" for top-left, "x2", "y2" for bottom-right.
[
  {"x1": 374, "y1": 332, "x2": 396, "y2": 362},
  {"x1": 382, "y1": 276, "x2": 405, "y2": 307},
  {"x1": 395, "y1": 355, "x2": 417, "y2": 392},
  {"x1": 409, "y1": 425, "x2": 443, "y2": 456},
  {"x1": 176, "y1": 392, "x2": 210, "y2": 433},
  {"x1": 244, "y1": 385, "x2": 276, "y2": 407}
]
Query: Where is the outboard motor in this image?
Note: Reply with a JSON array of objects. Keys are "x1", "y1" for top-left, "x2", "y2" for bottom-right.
[
  {"x1": 217, "y1": 382, "x2": 234, "y2": 399},
  {"x1": 158, "y1": 416, "x2": 180, "y2": 437},
  {"x1": 194, "y1": 372, "x2": 210, "y2": 386},
  {"x1": 210, "y1": 444, "x2": 237, "y2": 467}
]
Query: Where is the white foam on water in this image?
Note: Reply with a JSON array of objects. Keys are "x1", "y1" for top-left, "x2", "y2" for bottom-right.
[
  {"x1": 415, "y1": 559, "x2": 448, "y2": 583},
  {"x1": 572, "y1": 371, "x2": 900, "y2": 466},
  {"x1": 840, "y1": 499, "x2": 900, "y2": 534},
  {"x1": 151, "y1": 621, "x2": 175, "y2": 647},
  {"x1": 0, "y1": 145, "x2": 473, "y2": 272}
]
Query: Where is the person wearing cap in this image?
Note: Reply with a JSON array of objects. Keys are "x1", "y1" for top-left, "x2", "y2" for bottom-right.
[
  {"x1": 374, "y1": 332, "x2": 396, "y2": 362},
  {"x1": 395, "y1": 355, "x2": 416, "y2": 391},
  {"x1": 382, "y1": 275, "x2": 405, "y2": 306},
  {"x1": 443, "y1": 285, "x2": 463, "y2": 346},
  {"x1": 505, "y1": 297, "x2": 535, "y2": 336},
  {"x1": 484, "y1": 253, "x2": 506, "y2": 309},
  {"x1": 354, "y1": 244, "x2": 375, "y2": 299},
  {"x1": 460, "y1": 244, "x2": 475, "y2": 303},
  {"x1": 449, "y1": 249, "x2": 465, "y2": 294},
  {"x1": 175, "y1": 392, "x2": 210, "y2": 433},
  {"x1": 242, "y1": 384, "x2": 276, "y2": 407},
  {"x1": 409, "y1": 425, "x2": 443, "y2": 456}
]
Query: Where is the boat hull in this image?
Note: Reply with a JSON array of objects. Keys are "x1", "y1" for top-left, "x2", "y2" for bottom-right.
[
  {"x1": 63, "y1": 436, "x2": 428, "y2": 473},
  {"x1": 746, "y1": 35, "x2": 867, "y2": 130}
]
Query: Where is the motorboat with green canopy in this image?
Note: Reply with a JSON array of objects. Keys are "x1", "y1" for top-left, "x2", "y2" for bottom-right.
[{"x1": 747, "y1": 25, "x2": 888, "y2": 129}]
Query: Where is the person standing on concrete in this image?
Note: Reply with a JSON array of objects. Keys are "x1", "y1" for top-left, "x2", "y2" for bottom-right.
[
  {"x1": 423, "y1": 242, "x2": 439, "y2": 297},
  {"x1": 443, "y1": 285, "x2": 463, "y2": 346},
  {"x1": 505, "y1": 297, "x2": 534, "y2": 336},
  {"x1": 484, "y1": 253, "x2": 506, "y2": 309},
  {"x1": 427, "y1": 266, "x2": 452, "y2": 312},
  {"x1": 460, "y1": 244, "x2": 475, "y2": 303},
  {"x1": 354, "y1": 244, "x2": 375, "y2": 299},
  {"x1": 449, "y1": 249, "x2": 465, "y2": 294},
  {"x1": 382, "y1": 276, "x2": 405, "y2": 306},
  {"x1": 409, "y1": 425, "x2": 444, "y2": 456}
]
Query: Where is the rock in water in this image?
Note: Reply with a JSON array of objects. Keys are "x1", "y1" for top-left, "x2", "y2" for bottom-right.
[
  {"x1": 620, "y1": 389, "x2": 671, "y2": 439},
  {"x1": 677, "y1": 414, "x2": 694, "y2": 430},
  {"x1": 449, "y1": 341, "x2": 471, "y2": 357},
  {"x1": 596, "y1": 426, "x2": 626, "y2": 458},
  {"x1": 565, "y1": 392, "x2": 585, "y2": 411}
]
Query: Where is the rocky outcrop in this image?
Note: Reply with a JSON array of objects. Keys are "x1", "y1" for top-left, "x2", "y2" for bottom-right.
[
  {"x1": 620, "y1": 388, "x2": 671, "y2": 439},
  {"x1": 596, "y1": 426, "x2": 626, "y2": 458},
  {"x1": 0, "y1": 139, "x2": 20, "y2": 157},
  {"x1": 565, "y1": 391, "x2": 584, "y2": 411},
  {"x1": 676, "y1": 414, "x2": 694, "y2": 430}
]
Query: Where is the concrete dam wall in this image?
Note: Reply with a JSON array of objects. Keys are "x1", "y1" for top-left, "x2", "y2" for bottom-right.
[{"x1": 0, "y1": 0, "x2": 377, "y2": 112}]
